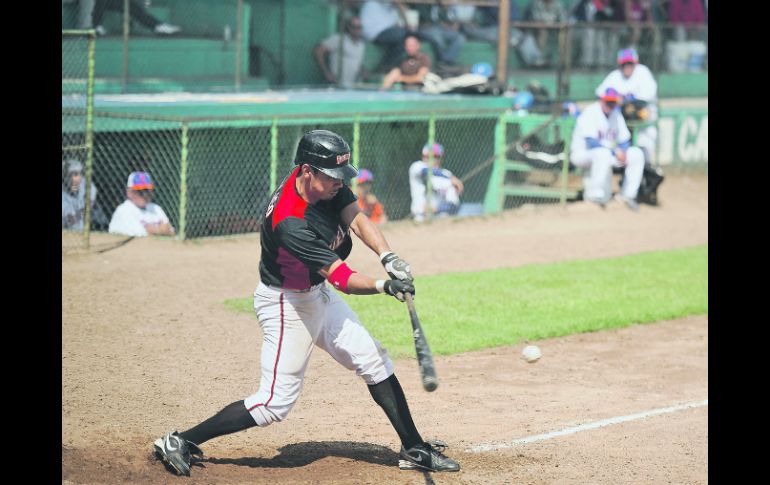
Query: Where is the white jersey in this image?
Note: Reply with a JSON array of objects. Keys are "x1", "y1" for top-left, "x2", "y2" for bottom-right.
[
  {"x1": 409, "y1": 160, "x2": 460, "y2": 219},
  {"x1": 320, "y1": 32, "x2": 366, "y2": 87},
  {"x1": 360, "y1": 1, "x2": 401, "y2": 41},
  {"x1": 108, "y1": 199, "x2": 170, "y2": 237},
  {"x1": 571, "y1": 101, "x2": 632, "y2": 155},
  {"x1": 595, "y1": 64, "x2": 658, "y2": 104}
]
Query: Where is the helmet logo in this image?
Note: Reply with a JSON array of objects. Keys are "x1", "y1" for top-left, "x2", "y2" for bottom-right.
[{"x1": 336, "y1": 153, "x2": 351, "y2": 165}]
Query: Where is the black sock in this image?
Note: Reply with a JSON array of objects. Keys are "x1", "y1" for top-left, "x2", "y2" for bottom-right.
[
  {"x1": 368, "y1": 374, "x2": 423, "y2": 450},
  {"x1": 178, "y1": 400, "x2": 256, "y2": 446}
]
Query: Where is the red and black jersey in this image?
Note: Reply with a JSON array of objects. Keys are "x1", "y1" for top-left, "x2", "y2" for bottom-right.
[{"x1": 259, "y1": 167, "x2": 357, "y2": 290}]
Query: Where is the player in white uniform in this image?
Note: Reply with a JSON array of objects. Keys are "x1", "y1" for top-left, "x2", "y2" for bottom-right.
[
  {"x1": 108, "y1": 171, "x2": 176, "y2": 237},
  {"x1": 152, "y1": 130, "x2": 460, "y2": 477},
  {"x1": 409, "y1": 143, "x2": 464, "y2": 222},
  {"x1": 570, "y1": 88, "x2": 645, "y2": 211},
  {"x1": 595, "y1": 48, "x2": 658, "y2": 164}
]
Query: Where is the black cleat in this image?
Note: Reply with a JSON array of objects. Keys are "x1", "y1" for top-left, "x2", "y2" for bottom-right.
[
  {"x1": 399, "y1": 440, "x2": 460, "y2": 472},
  {"x1": 153, "y1": 431, "x2": 204, "y2": 476}
]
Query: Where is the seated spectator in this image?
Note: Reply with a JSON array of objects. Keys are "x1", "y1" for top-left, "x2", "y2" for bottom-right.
[
  {"x1": 571, "y1": 0, "x2": 624, "y2": 69},
  {"x1": 313, "y1": 16, "x2": 368, "y2": 88},
  {"x1": 360, "y1": 0, "x2": 412, "y2": 72},
  {"x1": 664, "y1": 0, "x2": 706, "y2": 41},
  {"x1": 355, "y1": 169, "x2": 388, "y2": 224},
  {"x1": 61, "y1": 159, "x2": 108, "y2": 231},
  {"x1": 449, "y1": 4, "x2": 546, "y2": 68},
  {"x1": 380, "y1": 33, "x2": 432, "y2": 90},
  {"x1": 409, "y1": 143, "x2": 464, "y2": 222},
  {"x1": 410, "y1": 3, "x2": 465, "y2": 71},
  {"x1": 525, "y1": 0, "x2": 568, "y2": 65},
  {"x1": 109, "y1": 171, "x2": 176, "y2": 237},
  {"x1": 623, "y1": 0, "x2": 654, "y2": 50},
  {"x1": 79, "y1": 0, "x2": 181, "y2": 36},
  {"x1": 569, "y1": 88, "x2": 645, "y2": 211}
]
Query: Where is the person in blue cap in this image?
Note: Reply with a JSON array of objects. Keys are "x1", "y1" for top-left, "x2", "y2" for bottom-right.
[
  {"x1": 569, "y1": 87, "x2": 645, "y2": 211},
  {"x1": 108, "y1": 171, "x2": 176, "y2": 237},
  {"x1": 595, "y1": 48, "x2": 658, "y2": 165}
]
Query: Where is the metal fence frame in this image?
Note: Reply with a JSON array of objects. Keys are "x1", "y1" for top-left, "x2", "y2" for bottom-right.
[{"x1": 62, "y1": 29, "x2": 96, "y2": 251}]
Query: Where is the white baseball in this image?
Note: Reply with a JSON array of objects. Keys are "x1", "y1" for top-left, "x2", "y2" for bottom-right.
[{"x1": 522, "y1": 345, "x2": 542, "y2": 363}]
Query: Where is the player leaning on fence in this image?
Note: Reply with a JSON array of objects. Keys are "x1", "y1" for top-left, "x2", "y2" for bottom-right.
[{"x1": 152, "y1": 130, "x2": 460, "y2": 476}]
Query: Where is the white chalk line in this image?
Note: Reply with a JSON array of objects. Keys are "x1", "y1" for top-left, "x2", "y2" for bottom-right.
[{"x1": 467, "y1": 399, "x2": 708, "y2": 453}]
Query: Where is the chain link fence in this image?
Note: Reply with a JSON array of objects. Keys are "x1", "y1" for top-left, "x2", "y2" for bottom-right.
[
  {"x1": 62, "y1": 30, "x2": 96, "y2": 253},
  {"x1": 64, "y1": 108, "x2": 583, "y2": 250}
]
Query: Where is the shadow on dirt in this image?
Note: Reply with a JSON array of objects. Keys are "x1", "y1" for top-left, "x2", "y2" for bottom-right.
[{"x1": 201, "y1": 440, "x2": 400, "y2": 468}]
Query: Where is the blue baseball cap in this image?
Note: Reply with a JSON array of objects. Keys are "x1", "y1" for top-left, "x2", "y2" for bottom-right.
[
  {"x1": 617, "y1": 48, "x2": 638, "y2": 65},
  {"x1": 126, "y1": 171, "x2": 154, "y2": 190},
  {"x1": 422, "y1": 143, "x2": 444, "y2": 157},
  {"x1": 356, "y1": 168, "x2": 374, "y2": 184},
  {"x1": 600, "y1": 88, "x2": 621, "y2": 103}
]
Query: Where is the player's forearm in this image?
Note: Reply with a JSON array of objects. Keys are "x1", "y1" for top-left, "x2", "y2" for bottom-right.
[
  {"x1": 346, "y1": 272, "x2": 384, "y2": 295},
  {"x1": 350, "y1": 211, "x2": 391, "y2": 256},
  {"x1": 321, "y1": 260, "x2": 386, "y2": 296}
]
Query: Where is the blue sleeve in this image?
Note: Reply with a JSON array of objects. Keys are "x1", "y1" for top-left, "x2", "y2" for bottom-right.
[
  {"x1": 585, "y1": 137, "x2": 603, "y2": 149},
  {"x1": 618, "y1": 140, "x2": 631, "y2": 150}
]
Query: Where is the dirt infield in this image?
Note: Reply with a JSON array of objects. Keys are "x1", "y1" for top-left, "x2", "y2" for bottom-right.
[{"x1": 62, "y1": 173, "x2": 708, "y2": 484}]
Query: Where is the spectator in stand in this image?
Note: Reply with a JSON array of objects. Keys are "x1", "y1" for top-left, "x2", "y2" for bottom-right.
[
  {"x1": 355, "y1": 169, "x2": 388, "y2": 225},
  {"x1": 663, "y1": 0, "x2": 706, "y2": 41},
  {"x1": 623, "y1": 0, "x2": 654, "y2": 50},
  {"x1": 447, "y1": 4, "x2": 546, "y2": 68},
  {"x1": 525, "y1": 0, "x2": 568, "y2": 66},
  {"x1": 380, "y1": 33, "x2": 432, "y2": 90},
  {"x1": 360, "y1": 0, "x2": 412, "y2": 72},
  {"x1": 78, "y1": 0, "x2": 181, "y2": 36},
  {"x1": 571, "y1": 0, "x2": 625, "y2": 69},
  {"x1": 61, "y1": 159, "x2": 109, "y2": 231},
  {"x1": 314, "y1": 16, "x2": 368, "y2": 88},
  {"x1": 409, "y1": 3, "x2": 465, "y2": 73},
  {"x1": 109, "y1": 171, "x2": 176, "y2": 237}
]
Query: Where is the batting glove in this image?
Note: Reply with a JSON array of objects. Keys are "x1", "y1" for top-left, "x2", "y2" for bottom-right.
[
  {"x1": 379, "y1": 279, "x2": 415, "y2": 302},
  {"x1": 380, "y1": 252, "x2": 413, "y2": 282}
]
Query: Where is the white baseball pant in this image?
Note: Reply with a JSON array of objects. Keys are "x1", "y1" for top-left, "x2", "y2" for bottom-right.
[
  {"x1": 244, "y1": 281, "x2": 395, "y2": 427},
  {"x1": 571, "y1": 146, "x2": 645, "y2": 204},
  {"x1": 635, "y1": 125, "x2": 658, "y2": 165}
]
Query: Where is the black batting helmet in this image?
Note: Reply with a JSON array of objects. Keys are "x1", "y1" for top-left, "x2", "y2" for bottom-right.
[{"x1": 294, "y1": 130, "x2": 358, "y2": 181}]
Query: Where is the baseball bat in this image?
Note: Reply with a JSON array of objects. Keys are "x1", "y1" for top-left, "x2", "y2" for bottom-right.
[{"x1": 404, "y1": 292, "x2": 439, "y2": 392}]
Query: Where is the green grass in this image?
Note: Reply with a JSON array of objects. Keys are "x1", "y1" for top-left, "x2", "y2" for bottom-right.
[{"x1": 224, "y1": 245, "x2": 708, "y2": 358}]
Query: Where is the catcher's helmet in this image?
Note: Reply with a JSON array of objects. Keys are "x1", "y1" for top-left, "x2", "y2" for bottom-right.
[{"x1": 295, "y1": 129, "x2": 358, "y2": 181}]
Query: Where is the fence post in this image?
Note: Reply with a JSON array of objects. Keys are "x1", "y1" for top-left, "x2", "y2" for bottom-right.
[
  {"x1": 83, "y1": 30, "x2": 96, "y2": 250},
  {"x1": 559, "y1": 119, "x2": 573, "y2": 207},
  {"x1": 496, "y1": 0, "x2": 510, "y2": 87},
  {"x1": 270, "y1": 118, "x2": 278, "y2": 193},
  {"x1": 235, "y1": 0, "x2": 243, "y2": 92},
  {"x1": 483, "y1": 113, "x2": 506, "y2": 214},
  {"x1": 179, "y1": 122, "x2": 189, "y2": 240},
  {"x1": 352, "y1": 116, "x2": 360, "y2": 191},
  {"x1": 426, "y1": 114, "x2": 435, "y2": 221},
  {"x1": 122, "y1": 0, "x2": 130, "y2": 93}
]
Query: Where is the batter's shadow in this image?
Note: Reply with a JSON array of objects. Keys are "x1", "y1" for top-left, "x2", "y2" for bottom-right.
[{"x1": 201, "y1": 440, "x2": 400, "y2": 469}]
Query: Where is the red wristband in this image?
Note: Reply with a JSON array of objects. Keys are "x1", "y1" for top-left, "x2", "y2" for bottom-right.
[{"x1": 328, "y1": 263, "x2": 356, "y2": 294}]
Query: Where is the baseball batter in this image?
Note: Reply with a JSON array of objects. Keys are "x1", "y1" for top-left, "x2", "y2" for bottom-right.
[
  {"x1": 153, "y1": 130, "x2": 460, "y2": 476},
  {"x1": 595, "y1": 48, "x2": 659, "y2": 164},
  {"x1": 571, "y1": 87, "x2": 645, "y2": 211}
]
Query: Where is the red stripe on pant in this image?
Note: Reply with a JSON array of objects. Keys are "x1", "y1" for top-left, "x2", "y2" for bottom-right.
[{"x1": 248, "y1": 292, "x2": 285, "y2": 412}]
